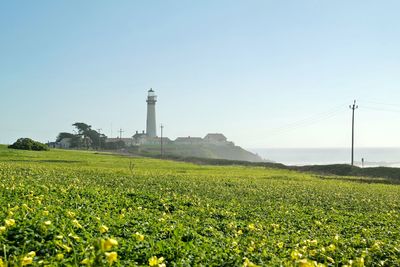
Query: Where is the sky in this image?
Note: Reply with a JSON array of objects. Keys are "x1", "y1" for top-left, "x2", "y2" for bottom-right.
[{"x1": 1, "y1": 1, "x2": 400, "y2": 148}]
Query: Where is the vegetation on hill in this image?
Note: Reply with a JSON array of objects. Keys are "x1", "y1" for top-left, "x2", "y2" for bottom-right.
[
  {"x1": 0, "y1": 145, "x2": 399, "y2": 266},
  {"x1": 136, "y1": 143, "x2": 264, "y2": 162},
  {"x1": 8, "y1": 138, "x2": 49, "y2": 151},
  {"x1": 159, "y1": 157, "x2": 400, "y2": 184}
]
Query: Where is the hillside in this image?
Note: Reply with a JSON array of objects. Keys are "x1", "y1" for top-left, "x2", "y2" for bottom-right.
[
  {"x1": 0, "y1": 145, "x2": 399, "y2": 266},
  {"x1": 136, "y1": 143, "x2": 264, "y2": 162}
]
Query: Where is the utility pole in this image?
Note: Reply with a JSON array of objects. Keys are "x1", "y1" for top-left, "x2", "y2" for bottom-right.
[
  {"x1": 97, "y1": 128, "x2": 102, "y2": 150},
  {"x1": 160, "y1": 124, "x2": 164, "y2": 157},
  {"x1": 119, "y1": 128, "x2": 124, "y2": 139},
  {"x1": 349, "y1": 100, "x2": 358, "y2": 166}
]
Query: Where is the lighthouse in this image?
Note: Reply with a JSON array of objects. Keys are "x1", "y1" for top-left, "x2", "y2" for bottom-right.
[{"x1": 146, "y1": 88, "x2": 157, "y2": 137}]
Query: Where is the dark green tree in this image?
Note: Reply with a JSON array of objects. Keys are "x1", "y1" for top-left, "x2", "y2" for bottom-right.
[
  {"x1": 72, "y1": 122, "x2": 94, "y2": 149},
  {"x1": 56, "y1": 132, "x2": 75, "y2": 142},
  {"x1": 72, "y1": 122, "x2": 92, "y2": 135},
  {"x1": 55, "y1": 122, "x2": 107, "y2": 149}
]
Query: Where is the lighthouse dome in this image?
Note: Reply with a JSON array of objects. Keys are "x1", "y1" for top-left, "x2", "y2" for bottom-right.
[{"x1": 148, "y1": 88, "x2": 156, "y2": 97}]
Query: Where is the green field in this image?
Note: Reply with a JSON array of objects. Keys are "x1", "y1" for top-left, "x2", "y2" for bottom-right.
[{"x1": 0, "y1": 145, "x2": 399, "y2": 266}]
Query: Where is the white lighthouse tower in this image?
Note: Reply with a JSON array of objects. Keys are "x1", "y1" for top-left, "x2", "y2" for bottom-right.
[{"x1": 146, "y1": 88, "x2": 157, "y2": 137}]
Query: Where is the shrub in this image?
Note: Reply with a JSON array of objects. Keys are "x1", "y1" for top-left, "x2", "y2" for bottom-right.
[{"x1": 8, "y1": 138, "x2": 49, "y2": 151}]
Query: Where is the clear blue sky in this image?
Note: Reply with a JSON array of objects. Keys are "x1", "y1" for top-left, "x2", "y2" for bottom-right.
[{"x1": 1, "y1": 1, "x2": 400, "y2": 148}]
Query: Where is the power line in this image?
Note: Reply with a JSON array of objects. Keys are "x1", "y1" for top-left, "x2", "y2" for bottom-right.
[
  {"x1": 264, "y1": 105, "x2": 347, "y2": 138},
  {"x1": 363, "y1": 100, "x2": 400, "y2": 108},
  {"x1": 249, "y1": 109, "x2": 346, "y2": 145},
  {"x1": 362, "y1": 106, "x2": 400, "y2": 114},
  {"x1": 265, "y1": 102, "x2": 347, "y2": 133}
]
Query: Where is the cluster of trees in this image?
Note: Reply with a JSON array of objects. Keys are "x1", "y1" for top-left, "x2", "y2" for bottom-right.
[
  {"x1": 57, "y1": 123, "x2": 125, "y2": 150},
  {"x1": 57, "y1": 123, "x2": 105, "y2": 149},
  {"x1": 9, "y1": 138, "x2": 49, "y2": 151}
]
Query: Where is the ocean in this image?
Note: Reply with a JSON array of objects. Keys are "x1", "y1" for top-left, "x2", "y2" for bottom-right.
[{"x1": 249, "y1": 148, "x2": 400, "y2": 167}]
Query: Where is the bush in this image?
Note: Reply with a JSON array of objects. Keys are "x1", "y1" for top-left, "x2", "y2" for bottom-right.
[
  {"x1": 8, "y1": 138, "x2": 49, "y2": 151},
  {"x1": 104, "y1": 140, "x2": 126, "y2": 150}
]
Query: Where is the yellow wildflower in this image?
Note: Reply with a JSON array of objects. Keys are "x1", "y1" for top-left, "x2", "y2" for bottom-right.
[
  {"x1": 5, "y1": 219, "x2": 15, "y2": 227},
  {"x1": 148, "y1": 256, "x2": 165, "y2": 267},
  {"x1": 309, "y1": 239, "x2": 318, "y2": 246},
  {"x1": 243, "y1": 257, "x2": 258, "y2": 267},
  {"x1": 356, "y1": 257, "x2": 365, "y2": 267},
  {"x1": 0, "y1": 226, "x2": 6, "y2": 233},
  {"x1": 66, "y1": 211, "x2": 76, "y2": 218},
  {"x1": 314, "y1": 220, "x2": 322, "y2": 226},
  {"x1": 291, "y1": 250, "x2": 302, "y2": 260},
  {"x1": 57, "y1": 243, "x2": 72, "y2": 253},
  {"x1": 297, "y1": 259, "x2": 314, "y2": 267},
  {"x1": 99, "y1": 225, "x2": 109, "y2": 234},
  {"x1": 135, "y1": 232, "x2": 145, "y2": 241},
  {"x1": 56, "y1": 253, "x2": 64, "y2": 260},
  {"x1": 309, "y1": 249, "x2": 317, "y2": 257},
  {"x1": 80, "y1": 258, "x2": 90, "y2": 265},
  {"x1": 248, "y1": 224, "x2": 256, "y2": 231},
  {"x1": 227, "y1": 222, "x2": 235, "y2": 229},
  {"x1": 72, "y1": 219, "x2": 82, "y2": 228},
  {"x1": 102, "y1": 238, "x2": 118, "y2": 251},
  {"x1": 271, "y1": 223, "x2": 280, "y2": 230},
  {"x1": 27, "y1": 252, "x2": 36, "y2": 258},
  {"x1": 62, "y1": 245, "x2": 72, "y2": 253},
  {"x1": 327, "y1": 257, "x2": 335, "y2": 263},
  {"x1": 371, "y1": 242, "x2": 382, "y2": 251},
  {"x1": 149, "y1": 256, "x2": 158, "y2": 266},
  {"x1": 21, "y1": 256, "x2": 33, "y2": 266},
  {"x1": 327, "y1": 244, "x2": 336, "y2": 251},
  {"x1": 43, "y1": 210, "x2": 49, "y2": 216},
  {"x1": 343, "y1": 257, "x2": 365, "y2": 267},
  {"x1": 44, "y1": 220, "x2": 52, "y2": 226},
  {"x1": 0, "y1": 258, "x2": 4, "y2": 267},
  {"x1": 68, "y1": 233, "x2": 80, "y2": 241},
  {"x1": 105, "y1": 252, "x2": 118, "y2": 264}
]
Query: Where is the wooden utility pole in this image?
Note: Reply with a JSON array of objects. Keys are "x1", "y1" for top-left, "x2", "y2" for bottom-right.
[
  {"x1": 349, "y1": 100, "x2": 358, "y2": 166},
  {"x1": 160, "y1": 124, "x2": 164, "y2": 157},
  {"x1": 97, "y1": 128, "x2": 102, "y2": 150}
]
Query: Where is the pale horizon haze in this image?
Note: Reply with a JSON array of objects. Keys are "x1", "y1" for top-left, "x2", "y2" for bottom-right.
[{"x1": 2, "y1": 1, "x2": 400, "y2": 149}]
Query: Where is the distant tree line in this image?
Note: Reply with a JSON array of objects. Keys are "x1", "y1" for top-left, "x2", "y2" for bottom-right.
[{"x1": 57, "y1": 122, "x2": 125, "y2": 150}]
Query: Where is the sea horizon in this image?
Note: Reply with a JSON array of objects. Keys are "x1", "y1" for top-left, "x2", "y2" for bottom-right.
[{"x1": 249, "y1": 147, "x2": 400, "y2": 167}]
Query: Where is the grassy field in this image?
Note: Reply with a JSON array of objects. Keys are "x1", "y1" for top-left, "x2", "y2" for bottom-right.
[{"x1": 0, "y1": 145, "x2": 399, "y2": 266}]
